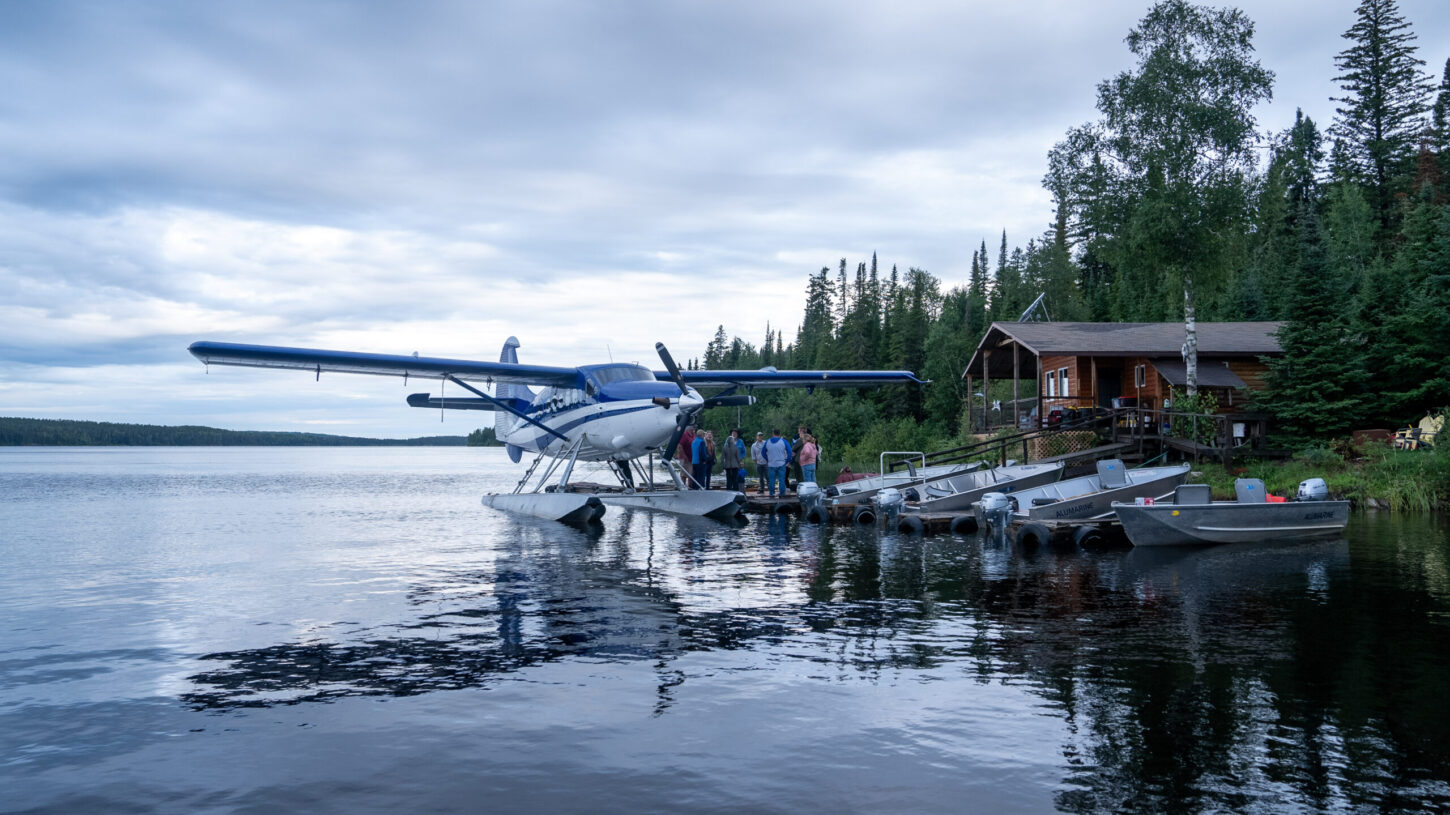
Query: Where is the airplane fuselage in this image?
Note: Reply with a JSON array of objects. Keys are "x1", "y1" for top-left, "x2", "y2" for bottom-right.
[{"x1": 497, "y1": 363, "x2": 703, "y2": 462}]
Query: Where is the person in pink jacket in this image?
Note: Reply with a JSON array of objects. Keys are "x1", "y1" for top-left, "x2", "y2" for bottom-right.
[{"x1": 798, "y1": 433, "x2": 819, "y2": 485}]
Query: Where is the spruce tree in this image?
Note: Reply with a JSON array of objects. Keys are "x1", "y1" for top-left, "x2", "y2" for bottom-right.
[
  {"x1": 704, "y1": 325, "x2": 729, "y2": 369},
  {"x1": 1330, "y1": 0, "x2": 1432, "y2": 236},
  {"x1": 967, "y1": 245, "x2": 989, "y2": 336},
  {"x1": 1262, "y1": 206, "x2": 1367, "y2": 436},
  {"x1": 1432, "y1": 58, "x2": 1450, "y2": 180},
  {"x1": 797, "y1": 268, "x2": 835, "y2": 369},
  {"x1": 1375, "y1": 193, "x2": 1450, "y2": 415}
]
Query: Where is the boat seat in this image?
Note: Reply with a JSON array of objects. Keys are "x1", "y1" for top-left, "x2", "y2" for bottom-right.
[
  {"x1": 1234, "y1": 478, "x2": 1267, "y2": 503},
  {"x1": 1096, "y1": 459, "x2": 1128, "y2": 489},
  {"x1": 926, "y1": 486, "x2": 952, "y2": 498},
  {"x1": 1174, "y1": 484, "x2": 1212, "y2": 505}
]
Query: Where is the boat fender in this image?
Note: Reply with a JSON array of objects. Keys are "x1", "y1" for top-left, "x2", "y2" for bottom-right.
[
  {"x1": 949, "y1": 515, "x2": 978, "y2": 535},
  {"x1": 805, "y1": 505, "x2": 828, "y2": 524},
  {"x1": 897, "y1": 515, "x2": 925, "y2": 534},
  {"x1": 1017, "y1": 522, "x2": 1052, "y2": 547},
  {"x1": 853, "y1": 505, "x2": 876, "y2": 525},
  {"x1": 1071, "y1": 524, "x2": 1104, "y2": 548},
  {"x1": 775, "y1": 502, "x2": 797, "y2": 516}
]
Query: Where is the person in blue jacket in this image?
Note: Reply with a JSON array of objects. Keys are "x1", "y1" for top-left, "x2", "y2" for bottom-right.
[
  {"x1": 691, "y1": 432, "x2": 710, "y2": 490},
  {"x1": 762, "y1": 428, "x2": 793, "y2": 498}
]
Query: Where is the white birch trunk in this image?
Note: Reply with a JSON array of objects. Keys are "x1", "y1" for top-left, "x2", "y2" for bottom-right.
[{"x1": 1182, "y1": 275, "x2": 1198, "y2": 398}]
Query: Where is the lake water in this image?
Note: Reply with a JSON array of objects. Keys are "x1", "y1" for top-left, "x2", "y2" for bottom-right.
[{"x1": 2, "y1": 447, "x2": 1448, "y2": 814}]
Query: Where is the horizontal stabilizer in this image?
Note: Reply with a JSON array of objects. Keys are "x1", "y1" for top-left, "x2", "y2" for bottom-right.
[{"x1": 406, "y1": 394, "x2": 497, "y2": 411}]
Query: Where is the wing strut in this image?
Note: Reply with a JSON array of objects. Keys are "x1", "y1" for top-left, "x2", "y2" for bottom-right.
[{"x1": 443, "y1": 374, "x2": 569, "y2": 442}]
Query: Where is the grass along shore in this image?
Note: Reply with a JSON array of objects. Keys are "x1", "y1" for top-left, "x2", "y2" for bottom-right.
[{"x1": 1188, "y1": 444, "x2": 1448, "y2": 512}]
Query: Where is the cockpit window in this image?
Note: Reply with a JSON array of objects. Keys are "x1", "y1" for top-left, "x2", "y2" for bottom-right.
[{"x1": 585, "y1": 365, "x2": 655, "y2": 386}]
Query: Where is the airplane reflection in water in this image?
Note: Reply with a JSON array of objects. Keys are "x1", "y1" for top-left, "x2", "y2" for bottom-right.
[{"x1": 180, "y1": 523, "x2": 1450, "y2": 812}]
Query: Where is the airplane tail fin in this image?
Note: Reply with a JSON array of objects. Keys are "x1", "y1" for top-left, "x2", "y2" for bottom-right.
[{"x1": 493, "y1": 336, "x2": 535, "y2": 442}]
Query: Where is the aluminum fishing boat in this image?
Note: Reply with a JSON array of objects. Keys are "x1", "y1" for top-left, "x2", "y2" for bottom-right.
[
  {"x1": 826, "y1": 459, "x2": 985, "y2": 505},
  {"x1": 903, "y1": 461, "x2": 1066, "y2": 513},
  {"x1": 1112, "y1": 478, "x2": 1350, "y2": 547},
  {"x1": 1006, "y1": 459, "x2": 1191, "y2": 521}
]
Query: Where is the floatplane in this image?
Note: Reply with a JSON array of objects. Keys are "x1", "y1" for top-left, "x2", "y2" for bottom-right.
[{"x1": 188, "y1": 338, "x2": 926, "y2": 523}]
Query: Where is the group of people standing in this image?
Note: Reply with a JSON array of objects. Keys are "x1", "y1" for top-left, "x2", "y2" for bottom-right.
[
  {"x1": 676, "y1": 424, "x2": 819, "y2": 497},
  {"x1": 677, "y1": 427, "x2": 747, "y2": 492}
]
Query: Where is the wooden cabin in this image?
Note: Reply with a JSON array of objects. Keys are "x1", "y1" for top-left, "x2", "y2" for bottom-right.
[{"x1": 961, "y1": 322, "x2": 1283, "y2": 428}]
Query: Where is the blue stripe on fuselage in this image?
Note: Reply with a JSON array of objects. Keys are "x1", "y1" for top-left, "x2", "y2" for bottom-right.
[{"x1": 511, "y1": 403, "x2": 660, "y2": 450}]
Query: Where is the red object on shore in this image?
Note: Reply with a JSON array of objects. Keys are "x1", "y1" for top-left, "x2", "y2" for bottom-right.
[
  {"x1": 1352, "y1": 428, "x2": 1393, "y2": 446},
  {"x1": 834, "y1": 467, "x2": 878, "y2": 485}
]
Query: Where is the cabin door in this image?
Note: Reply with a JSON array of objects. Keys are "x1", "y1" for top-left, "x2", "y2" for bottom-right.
[{"x1": 1097, "y1": 370, "x2": 1122, "y2": 408}]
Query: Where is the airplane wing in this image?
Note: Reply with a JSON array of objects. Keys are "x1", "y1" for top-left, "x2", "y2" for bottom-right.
[
  {"x1": 661, "y1": 369, "x2": 928, "y2": 389},
  {"x1": 188, "y1": 341, "x2": 582, "y2": 387}
]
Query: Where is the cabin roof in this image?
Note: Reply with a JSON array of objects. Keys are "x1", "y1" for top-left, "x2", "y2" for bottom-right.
[{"x1": 964, "y1": 321, "x2": 1283, "y2": 379}]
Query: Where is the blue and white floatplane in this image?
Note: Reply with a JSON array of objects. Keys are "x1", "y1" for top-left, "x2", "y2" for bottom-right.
[{"x1": 189, "y1": 337, "x2": 926, "y2": 523}]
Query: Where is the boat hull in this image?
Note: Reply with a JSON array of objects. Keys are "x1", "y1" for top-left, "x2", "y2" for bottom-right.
[
  {"x1": 1113, "y1": 501, "x2": 1351, "y2": 546},
  {"x1": 480, "y1": 492, "x2": 606, "y2": 523},
  {"x1": 828, "y1": 461, "x2": 983, "y2": 505},
  {"x1": 1017, "y1": 465, "x2": 1191, "y2": 521},
  {"x1": 598, "y1": 490, "x2": 745, "y2": 518},
  {"x1": 909, "y1": 462, "x2": 1066, "y2": 513}
]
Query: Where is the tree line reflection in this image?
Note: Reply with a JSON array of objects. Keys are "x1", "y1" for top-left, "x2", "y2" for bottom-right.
[{"x1": 183, "y1": 511, "x2": 1450, "y2": 812}]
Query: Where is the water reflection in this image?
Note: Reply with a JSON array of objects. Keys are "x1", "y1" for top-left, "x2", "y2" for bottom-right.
[{"x1": 181, "y1": 512, "x2": 1450, "y2": 812}]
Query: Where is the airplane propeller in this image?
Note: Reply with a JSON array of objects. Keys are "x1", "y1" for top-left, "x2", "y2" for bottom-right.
[
  {"x1": 656, "y1": 342, "x2": 696, "y2": 460},
  {"x1": 655, "y1": 342, "x2": 688, "y2": 396},
  {"x1": 655, "y1": 342, "x2": 757, "y2": 463}
]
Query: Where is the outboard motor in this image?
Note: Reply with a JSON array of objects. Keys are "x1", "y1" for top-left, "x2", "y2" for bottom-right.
[
  {"x1": 1296, "y1": 477, "x2": 1330, "y2": 502},
  {"x1": 977, "y1": 491, "x2": 1014, "y2": 530},
  {"x1": 874, "y1": 487, "x2": 905, "y2": 525},
  {"x1": 798, "y1": 482, "x2": 827, "y2": 523}
]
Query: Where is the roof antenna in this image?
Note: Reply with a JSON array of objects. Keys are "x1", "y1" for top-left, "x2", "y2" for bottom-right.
[{"x1": 607, "y1": 344, "x2": 614, "y2": 363}]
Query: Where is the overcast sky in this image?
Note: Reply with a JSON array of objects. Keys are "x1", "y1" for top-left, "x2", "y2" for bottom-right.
[{"x1": 2, "y1": 0, "x2": 1447, "y2": 438}]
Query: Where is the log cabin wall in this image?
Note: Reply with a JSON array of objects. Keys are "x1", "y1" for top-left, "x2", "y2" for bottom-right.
[
  {"x1": 1128, "y1": 356, "x2": 1165, "y2": 410},
  {"x1": 1039, "y1": 354, "x2": 1084, "y2": 408}
]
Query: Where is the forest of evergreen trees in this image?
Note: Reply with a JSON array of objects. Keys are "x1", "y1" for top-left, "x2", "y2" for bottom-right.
[
  {"x1": 0, "y1": 417, "x2": 467, "y2": 447},
  {"x1": 691, "y1": 0, "x2": 1450, "y2": 456}
]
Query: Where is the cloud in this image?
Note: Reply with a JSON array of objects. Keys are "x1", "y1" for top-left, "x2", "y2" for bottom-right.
[{"x1": 0, "y1": 0, "x2": 1447, "y2": 435}]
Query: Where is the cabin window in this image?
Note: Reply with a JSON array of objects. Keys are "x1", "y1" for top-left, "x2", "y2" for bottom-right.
[
  {"x1": 1058, "y1": 367, "x2": 1069, "y2": 397},
  {"x1": 1046, "y1": 371, "x2": 1056, "y2": 397},
  {"x1": 1134, "y1": 364, "x2": 1146, "y2": 388}
]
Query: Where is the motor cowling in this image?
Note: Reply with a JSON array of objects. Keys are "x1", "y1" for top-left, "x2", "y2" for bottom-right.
[
  {"x1": 797, "y1": 482, "x2": 825, "y2": 514},
  {"x1": 977, "y1": 491, "x2": 1013, "y2": 529},
  {"x1": 874, "y1": 488, "x2": 905, "y2": 523},
  {"x1": 1296, "y1": 478, "x2": 1330, "y2": 502}
]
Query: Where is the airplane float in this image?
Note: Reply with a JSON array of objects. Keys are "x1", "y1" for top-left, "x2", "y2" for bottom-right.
[{"x1": 188, "y1": 338, "x2": 926, "y2": 523}]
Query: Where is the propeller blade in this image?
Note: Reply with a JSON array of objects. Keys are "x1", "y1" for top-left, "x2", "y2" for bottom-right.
[
  {"x1": 701, "y1": 394, "x2": 756, "y2": 409},
  {"x1": 662, "y1": 412, "x2": 691, "y2": 462},
  {"x1": 655, "y1": 342, "x2": 688, "y2": 396}
]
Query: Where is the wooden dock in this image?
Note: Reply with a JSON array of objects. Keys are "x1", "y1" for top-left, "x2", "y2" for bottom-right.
[{"x1": 739, "y1": 487, "x2": 1127, "y2": 545}]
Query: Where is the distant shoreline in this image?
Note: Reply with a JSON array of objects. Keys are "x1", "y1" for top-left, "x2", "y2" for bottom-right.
[{"x1": 0, "y1": 417, "x2": 497, "y2": 447}]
